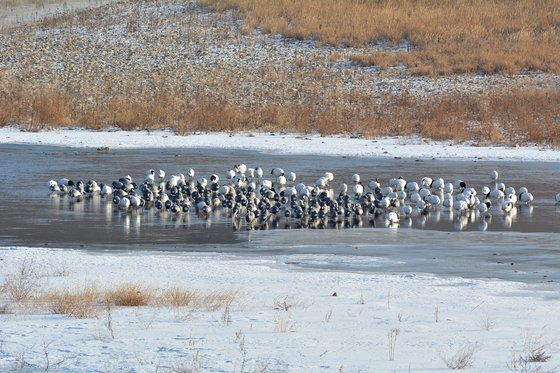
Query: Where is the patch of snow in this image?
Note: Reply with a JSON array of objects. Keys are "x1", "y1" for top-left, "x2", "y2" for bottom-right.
[
  {"x1": 0, "y1": 246, "x2": 558, "y2": 372},
  {"x1": 1, "y1": 127, "x2": 560, "y2": 162}
]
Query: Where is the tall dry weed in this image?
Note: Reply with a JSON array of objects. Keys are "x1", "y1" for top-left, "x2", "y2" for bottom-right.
[
  {"x1": 104, "y1": 283, "x2": 152, "y2": 307},
  {"x1": 1, "y1": 81, "x2": 559, "y2": 146},
  {"x1": 41, "y1": 284, "x2": 100, "y2": 318}
]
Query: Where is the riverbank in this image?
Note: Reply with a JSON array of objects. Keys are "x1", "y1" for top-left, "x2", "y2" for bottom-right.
[{"x1": 0, "y1": 246, "x2": 558, "y2": 372}]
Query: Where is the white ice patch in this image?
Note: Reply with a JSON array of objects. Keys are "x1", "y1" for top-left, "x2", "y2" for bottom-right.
[{"x1": 1, "y1": 127, "x2": 559, "y2": 162}]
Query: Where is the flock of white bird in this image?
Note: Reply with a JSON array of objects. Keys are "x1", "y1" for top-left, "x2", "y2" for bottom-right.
[{"x1": 48, "y1": 166, "x2": 560, "y2": 229}]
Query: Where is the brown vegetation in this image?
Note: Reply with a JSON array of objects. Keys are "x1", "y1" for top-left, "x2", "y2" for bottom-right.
[
  {"x1": 202, "y1": 0, "x2": 560, "y2": 76},
  {"x1": 159, "y1": 287, "x2": 237, "y2": 311},
  {"x1": 105, "y1": 283, "x2": 152, "y2": 307},
  {"x1": 0, "y1": 0, "x2": 559, "y2": 145},
  {"x1": 41, "y1": 285, "x2": 100, "y2": 318},
  {"x1": 2, "y1": 81, "x2": 560, "y2": 146},
  {"x1": 0, "y1": 277, "x2": 239, "y2": 318}
]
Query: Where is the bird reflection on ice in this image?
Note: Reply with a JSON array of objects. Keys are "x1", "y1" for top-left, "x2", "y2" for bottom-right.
[
  {"x1": 45, "y1": 191, "x2": 548, "y2": 233},
  {"x1": 45, "y1": 163, "x2": 550, "y2": 235}
]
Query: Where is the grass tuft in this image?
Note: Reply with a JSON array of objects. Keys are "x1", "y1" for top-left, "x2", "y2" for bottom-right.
[
  {"x1": 440, "y1": 344, "x2": 477, "y2": 370},
  {"x1": 104, "y1": 283, "x2": 152, "y2": 307},
  {"x1": 41, "y1": 284, "x2": 100, "y2": 318}
]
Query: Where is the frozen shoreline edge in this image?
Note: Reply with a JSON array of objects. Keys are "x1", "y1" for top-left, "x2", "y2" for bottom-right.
[{"x1": 1, "y1": 127, "x2": 559, "y2": 162}]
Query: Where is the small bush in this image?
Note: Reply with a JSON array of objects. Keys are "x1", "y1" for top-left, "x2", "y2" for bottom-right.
[
  {"x1": 42, "y1": 285, "x2": 100, "y2": 318},
  {"x1": 104, "y1": 283, "x2": 152, "y2": 307},
  {"x1": 160, "y1": 287, "x2": 197, "y2": 308},
  {"x1": 479, "y1": 314, "x2": 496, "y2": 331},
  {"x1": 440, "y1": 344, "x2": 477, "y2": 370},
  {"x1": 1, "y1": 260, "x2": 38, "y2": 302},
  {"x1": 197, "y1": 290, "x2": 237, "y2": 311}
]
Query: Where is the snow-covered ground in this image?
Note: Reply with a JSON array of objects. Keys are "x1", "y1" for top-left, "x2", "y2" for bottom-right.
[
  {"x1": 0, "y1": 246, "x2": 558, "y2": 372},
  {"x1": 1, "y1": 127, "x2": 560, "y2": 161}
]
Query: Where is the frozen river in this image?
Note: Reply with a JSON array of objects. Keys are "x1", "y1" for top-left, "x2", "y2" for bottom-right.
[{"x1": 1, "y1": 144, "x2": 559, "y2": 284}]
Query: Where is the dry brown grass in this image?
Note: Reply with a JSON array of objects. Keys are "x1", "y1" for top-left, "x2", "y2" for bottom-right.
[
  {"x1": 104, "y1": 283, "x2": 153, "y2": 307},
  {"x1": 202, "y1": 0, "x2": 560, "y2": 75},
  {"x1": 160, "y1": 286, "x2": 198, "y2": 308},
  {"x1": 0, "y1": 271, "x2": 238, "y2": 318},
  {"x1": 41, "y1": 284, "x2": 100, "y2": 318},
  {"x1": 159, "y1": 287, "x2": 237, "y2": 311},
  {"x1": 2, "y1": 81, "x2": 559, "y2": 146},
  {"x1": 197, "y1": 290, "x2": 237, "y2": 311}
]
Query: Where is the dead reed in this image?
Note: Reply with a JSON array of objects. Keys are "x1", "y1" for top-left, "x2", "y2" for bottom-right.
[
  {"x1": 0, "y1": 280, "x2": 239, "y2": 318},
  {"x1": 202, "y1": 0, "x2": 560, "y2": 75},
  {"x1": 104, "y1": 283, "x2": 153, "y2": 307},
  {"x1": 41, "y1": 284, "x2": 100, "y2": 318},
  {"x1": 2, "y1": 80, "x2": 559, "y2": 146},
  {"x1": 158, "y1": 286, "x2": 237, "y2": 311}
]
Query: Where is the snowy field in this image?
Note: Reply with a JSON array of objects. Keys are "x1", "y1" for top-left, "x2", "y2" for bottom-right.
[
  {"x1": 1, "y1": 127, "x2": 560, "y2": 162},
  {"x1": 0, "y1": 246, "x2": 558, "y2": 372}
]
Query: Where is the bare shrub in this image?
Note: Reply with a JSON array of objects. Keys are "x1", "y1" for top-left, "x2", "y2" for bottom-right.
[
  {"x1": 273, "y1": 313, "x2": 296, "y2": 333},
  {"x1": 172, "y1": 361, "x2": 201, "y2": 373},
  {"x1": 41, "y1": 340, "x2": 66, "y2": 371},
  {"x1": 479, "y1": 314, "x2": 496, "y2": 331},
  {"x1": 42, "y1": 284, "x2": 100, "y2": 318},
  {"x1": 273, "y1": 295, "x2": 295, "y2": 311},
  {"x1": 235, "y1": 329, "x2": 248, "y2": 372},
  {"x1": 523, "y1": 331, "x2": 553, "y2": 363},
  {"x1": 508, "y1": 330, "x2": 554, "y2": 371},
  {"x1": 104, "y1": 302, "x2": 115, "y2": 339},
  {"x1": 440, "y1": 344, "x2": 477, "y2": 370},
  {"x1": 357, "y1": 292, "x2": 365, "y2": 305},
  {"x1": 221, "y1": 302, "x2": 232, "y2": 326},
  {"x1": 507, "y1": 352, "x2": 554, "y2": 373},
  {"x1": 104, "y1": 283, "x2": 152, "y2": 307},
  {"x1": 527, "y1": 347, "x2": 552, "y2": 363},
  {"x1": 1, "y1": 260, "x2": 39, "y2": 302},
  {"x1": 388, "y1": 327, "x2": 400, "y2": 361}
]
